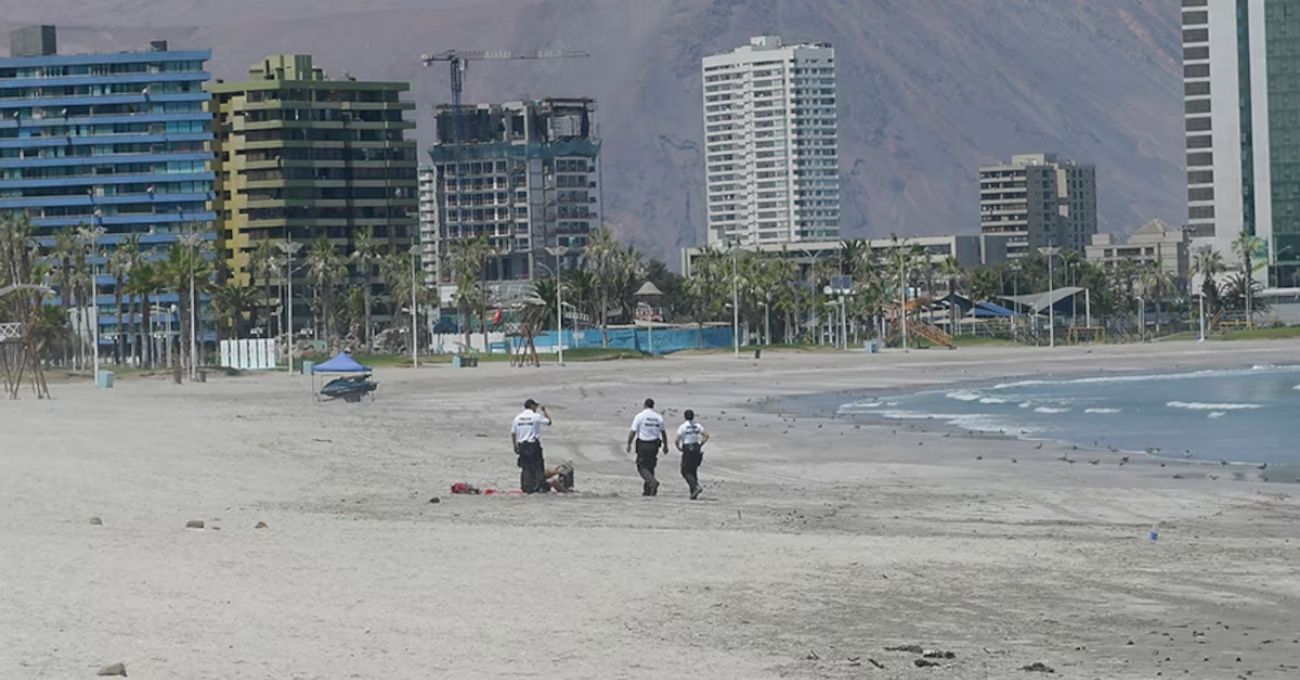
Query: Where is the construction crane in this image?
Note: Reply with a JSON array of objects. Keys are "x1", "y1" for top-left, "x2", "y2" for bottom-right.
[{"x1": 419, "y1": 49, "x2": 589, "y2": 141}]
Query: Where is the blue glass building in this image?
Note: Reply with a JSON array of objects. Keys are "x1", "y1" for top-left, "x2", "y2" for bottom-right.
[{"x1": 0, "y1": 26, "x2": 214, "y2": 351}]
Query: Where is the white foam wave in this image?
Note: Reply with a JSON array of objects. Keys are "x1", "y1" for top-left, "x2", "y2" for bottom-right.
[
  {"x1": 1167, "y1": 401, "x2": 1262, "y2": 411},
  {"x1": 1294, "y1": 384, "x2": 1300, "y2": 391},
  {"x1": 1034, "y1": 406, "x2": 1072, "y2": 414},
  {"x1": 1084, "y1": 408, "x2": 1121, "y2": 414},
  {"x1": 1207, "y1": 412, "x2": 1227, "y2": 419},
  {"x1": 988, "y1": 364, "x2": 1300, "y2": 392},
  {"x1": 945, "y1": 390, "x2": 982, "y2": 402},
  {"x1": 979, "y1": 397, "x2": 1010, "y2": 404},
  {"x1": 1018, "y1": 401, "x2": 1033, "y2": 409}
]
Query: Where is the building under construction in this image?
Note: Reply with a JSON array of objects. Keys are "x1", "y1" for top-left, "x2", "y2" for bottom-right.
[{"x1": 426, "y1": 97, "x2": 600, "y2": 294}]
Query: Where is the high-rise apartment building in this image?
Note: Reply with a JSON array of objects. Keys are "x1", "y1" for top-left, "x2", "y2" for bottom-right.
[
  {"x1": 702, "y1": 36, "x2": 840, "y2": 246},
  {"x1": 208, "y1": 55, "x2": 417, "y2": 306},
  {"x1": 1183, "y1": 0, "x2": 1300, "y2": 288},
  {"x1": 427, "y1": 97, "x2": 600, "y2": 292},
  {"x1": 417, "y1": 164, "x2": 437, "y2": 286},
  {"x1": 0, "y1": 26, "x2": 214, "y2": 346},
  {"x1": 978, "y1": 153, "x2": 1096, "y2": 263}
]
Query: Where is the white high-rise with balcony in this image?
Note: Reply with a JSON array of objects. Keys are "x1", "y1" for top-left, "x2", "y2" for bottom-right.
[{"x1": 702, "y1": 35, "x2": 840, "y2": 246}]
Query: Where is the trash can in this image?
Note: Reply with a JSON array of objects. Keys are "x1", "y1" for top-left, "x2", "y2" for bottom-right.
[
  {"x1": 301, "y1": 360, "x2": 314, "y2": 376},
  {"x1": 864, "y1": 340, "x2": 880, "y2": 354},
  {"x1": 96, "y1": 370, "x2": 114, "y2": 389}
]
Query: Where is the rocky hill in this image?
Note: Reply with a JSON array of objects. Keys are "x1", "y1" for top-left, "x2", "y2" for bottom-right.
[{"x1": 3, "y1": 0, "x2": 1183, "y2": 264}]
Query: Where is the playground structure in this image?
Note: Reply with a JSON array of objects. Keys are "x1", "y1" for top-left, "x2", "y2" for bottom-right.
[
  {"x1": 0, "y1": 284, "x2": 53, "y2": 399},
  {"x1": 884, "y1": 296, "x2": 957, "y2": 349}
]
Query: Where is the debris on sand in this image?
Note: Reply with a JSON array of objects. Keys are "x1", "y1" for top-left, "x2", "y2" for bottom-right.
[
  {"x1": 97, "y1": 662, "x2": 127, "y2": 676},
  {"x1": 867, "y1": 658, "x2": 885, "y2": 669},
  {"x1": 89, "y1": 516, "x2": 103, "y2": 526},
  {"x1": 885, "y1": 644, "x2": 924, "y2": 654},
  {"x1": 1020, "y1": 662, "x2": 1055, "y2": 673},
  {"x1": 804, "y1": 650, "x2": 820, "y2": 661},
  {"x1": 914, "y1": 658, "x2": 941, "y2": 667},
  {"x1": 254, "y1": 521, "x2": 269, "y2": 529},
  {"x1": 184, "y1": 520, "x2": 204, "y2": 529},
  {"x1": 427, "y1": 496, "x2": 441, "y2": 504},
  {"x1": 923, "y1": 650, "x2": 956, "y2": 659}
]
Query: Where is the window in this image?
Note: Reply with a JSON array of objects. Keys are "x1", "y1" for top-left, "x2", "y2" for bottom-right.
[
  {"x1": 1184, "y1": 64, "x2": 1210, "y2": 79},
  {"x1": 1188, "y1": 187, "x2": 1214, "y2": 201},
  {"x1": 1186, "y1": 116, "x2": 1212, "y2": 132},
  {"x1": 1188, "y1": 205, "x2": 1215, "y2": 219},
  {"x1": 1185, "y1": 81, "x2": 1210, "y2": 96},
  {"x1": 1183, "y1": 28, "x2": 1209, "y2": 43},
  {"x1": 1187, "y1": 151, "x2": 1213, "y2": 166}
]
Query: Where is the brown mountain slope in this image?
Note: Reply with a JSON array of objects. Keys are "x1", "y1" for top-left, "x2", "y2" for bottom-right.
[{"x1": 3, "y1": 0, "x2": 1183, "y2": 264}]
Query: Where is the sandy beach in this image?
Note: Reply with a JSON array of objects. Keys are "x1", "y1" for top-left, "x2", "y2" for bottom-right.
[{"x1": 3, "y1": 340, "x2": 1299, "y2": 679}]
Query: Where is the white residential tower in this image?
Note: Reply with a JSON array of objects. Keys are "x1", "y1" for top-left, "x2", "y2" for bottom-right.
[{"x1": 702, "y1": 35, "x2": 840, "y2": 246}]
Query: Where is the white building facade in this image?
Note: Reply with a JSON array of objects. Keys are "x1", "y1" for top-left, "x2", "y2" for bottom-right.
[
  {"x1": 1183, "y1": 0, "x2": 1300, "y2": 288},
  {"x1": 702, "y1": 36, "x2": 840, "y2": 246},
  {"x1": 418, "y1": 164, "x2": 438, "y2": 287}
]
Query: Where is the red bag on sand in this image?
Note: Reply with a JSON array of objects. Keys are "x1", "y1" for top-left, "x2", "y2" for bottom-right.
[
  {"x1": 483, "y1": 488, "x2": 498, "y2": 496},
  {"x1": 450, "y1": 482, "x2": 481, "y2": 495}
]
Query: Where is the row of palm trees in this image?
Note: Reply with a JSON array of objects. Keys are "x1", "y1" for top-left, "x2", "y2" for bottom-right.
[{"x1": 3, "y1": 208, "x2": 1279, "y2": 374}]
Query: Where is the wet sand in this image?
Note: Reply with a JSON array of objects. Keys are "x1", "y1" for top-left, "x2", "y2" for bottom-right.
[{"x1": 2, "y1": 340, "x2": 1299, "y2": 678}]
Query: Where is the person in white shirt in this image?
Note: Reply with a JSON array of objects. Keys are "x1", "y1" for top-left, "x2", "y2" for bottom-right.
[
  {"x1": 625, "y1": 398, "x2": 668, "y2": 496},
  {"x1": 511, "y1": 398, "x2": 552, "y2": 493},
  {"x1": 674, "y1": 409, "x2": 710, "y2": 499}
]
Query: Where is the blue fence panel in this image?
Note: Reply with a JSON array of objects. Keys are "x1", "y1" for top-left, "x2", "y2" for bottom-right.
[{"x1": 532, "y1": 327, "x2": 732, "y2": 355}]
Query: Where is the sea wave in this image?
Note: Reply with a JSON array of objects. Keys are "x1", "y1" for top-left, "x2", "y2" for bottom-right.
[
  {"x1": 1167, "y1": 401, "x2": 1263, "y2": 411},
  {"x1": 979, "y1": 397, "x2": 1009, "y2": 404},
  {"x1": 945, "y1": 390, "x2": 983, "y2": 402},
  {"x1": 1084, "y1": 408, "x2": 1122, "y2": 414},
  {"x1": 1034, "y1": 406, "x2": 1072, "y2": 414},
  {"x1": 989, "y1": 364, "x2": 1300, "y2": 391},
  {"x1": 1208, "y1": 412, "x2": 1227, "y2": 419}
]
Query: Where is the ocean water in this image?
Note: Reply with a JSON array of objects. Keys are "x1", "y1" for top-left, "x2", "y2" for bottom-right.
[{"x1": 837, "y1": 364, "x2": 1300, "y2": 463}]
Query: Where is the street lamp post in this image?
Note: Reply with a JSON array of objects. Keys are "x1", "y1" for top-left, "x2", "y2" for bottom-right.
[
  {"x1": 1198, "y1": 293, "x2": 1206, "y2": 342},
  {"x1": 1039, "y1": 246, "x2": 1060, "y2": 348},
  {"x1": 731, "y1": 248, "x2": 739, "y2": 357},
  {"x1": 277, "y1": 240, "x2": 302, "y2": 374},
  {"x1": 544, "y1": 244, "x2": 570, "y2": 364},
  {"x1": 178, "y1": 230, "x2": 204, "y2": 381},
  {"x1": 85, "y1": 225, "x2": 106, "y2": 384},
  {"x1": 410, "y1": 244, "x2": 420, "y2": 369}
]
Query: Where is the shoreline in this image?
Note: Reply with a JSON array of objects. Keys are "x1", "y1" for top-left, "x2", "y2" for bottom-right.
[{"x1": 772, "y1": 357, "x2": 1299, "y2": 475}]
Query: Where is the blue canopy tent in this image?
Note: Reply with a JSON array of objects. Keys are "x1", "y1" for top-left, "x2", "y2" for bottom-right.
[
  {"x1": 313, "y1": 352, "x2": 371, "y2": 374},
  {"x1": 972, "y1": 300, "x2": 1017, "y2": 318},
  {"x1": 311, "y1": 353, "x2": 376, "y2": 402}
]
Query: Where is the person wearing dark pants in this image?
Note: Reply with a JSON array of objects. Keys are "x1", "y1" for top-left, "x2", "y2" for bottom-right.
[
  {"x1": 511, "y1": 399, "x2": 552, "y2": 494},
  {"x1": 674, "y1": 409, "x2": 710, "y2": 499},
  {"x1": 626, "y1": 398, "x2": 668, "y2": 496}
]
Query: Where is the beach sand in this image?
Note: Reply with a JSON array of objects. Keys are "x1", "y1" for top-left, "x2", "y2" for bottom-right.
[{"x1": 2, "y1": 340, "x2": 1299, "y2": 679}]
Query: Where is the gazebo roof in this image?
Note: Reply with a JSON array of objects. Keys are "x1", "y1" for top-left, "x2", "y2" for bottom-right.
[{"x1": 634, "y1": 281, "x2": 664, "y2": 297}]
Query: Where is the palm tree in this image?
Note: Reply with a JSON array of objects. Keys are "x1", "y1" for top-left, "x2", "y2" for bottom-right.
[
  {"x1": 211, "y1": 282, "x2": 262, "y2": 341},
  {"x1": 125, "y1": 262, "x2": 163, "y2": 367},
  {"x1": 1139, "y1": 262, "x2": 1175, "y2": 335},
  {"x1": 446, "y1": 235, "x2": 491, "y2": 350},
  {"x1": 1231, "y1": 231, "x2": 1266, "y2": 328},
  {"x1": 158, "y1": 243, "x2": 215, "y2": 375},
  {"x1": 107, "y1": 235, "x2": 140, "y2": 364},
  {"x1": 938, "y1": 256, "x2": 965, "y2": 335},
  {"x1": 586, "y1": 228, "x2": 624, "y2": 346},
  {"x1": 49, "y1": 230, "x2": 81, "y2": 366},
  {"x1": 349, "y1": 226, "x2": 384, "y2": 350},
  {"x1": 305, "y1": 236, "x2": 344, "y2": 349},
  {"x1": 1191, "y1": 246, "x2": 1225, "y2": 326}
]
